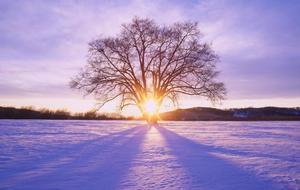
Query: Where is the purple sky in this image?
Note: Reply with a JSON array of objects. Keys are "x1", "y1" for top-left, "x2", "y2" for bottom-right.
[{"x1": 0, "y1": 0, "x2": 300, "y2": 114}]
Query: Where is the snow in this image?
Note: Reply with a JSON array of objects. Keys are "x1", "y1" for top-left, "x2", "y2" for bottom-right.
[{"x1": 0, "y1": 120, "x2": 299, "y2": 190}]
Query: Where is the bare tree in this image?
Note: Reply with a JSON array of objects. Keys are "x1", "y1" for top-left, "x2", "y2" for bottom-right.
[{"x1": 70, "y1": 17, "x2": 226, "y2": 123}]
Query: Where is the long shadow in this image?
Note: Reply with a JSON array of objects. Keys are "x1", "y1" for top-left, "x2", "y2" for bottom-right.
[
  {"x1": 1, "y1": 126, "x2": 148, "y2": 190},
  {"x1": 156, "y1": 126, "x2": 281, "y2": 190},
  {"x1": 0, "y1": 126, "x2": 140, "y2": 177}
]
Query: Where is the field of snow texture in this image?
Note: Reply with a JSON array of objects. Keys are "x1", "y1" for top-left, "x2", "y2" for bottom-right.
[{"x1": 0, "y1": 120, "x2": 299, "y2": 190}]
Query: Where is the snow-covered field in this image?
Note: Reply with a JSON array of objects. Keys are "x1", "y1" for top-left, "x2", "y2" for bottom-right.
[{"x1": 0, "y1": 120, "x2": 299, "y2": 190}]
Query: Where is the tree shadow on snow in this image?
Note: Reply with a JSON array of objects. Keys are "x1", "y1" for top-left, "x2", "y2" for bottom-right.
[
  {"x1": 156, "y1": 126, "x2": 281, "y2": 190},
  {"x1": 2, "y1": 126, "x2": 148, "y2": 190}
]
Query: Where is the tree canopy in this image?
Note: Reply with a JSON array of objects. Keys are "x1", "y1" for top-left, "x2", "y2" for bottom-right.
[{"x1": 71, "y1": 18, "x2": 226, "y2": 123}]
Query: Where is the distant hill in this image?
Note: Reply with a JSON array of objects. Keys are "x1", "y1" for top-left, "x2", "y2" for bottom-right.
[{"x1": 160, "y1": 107, "x2": 300, "y2": 121}]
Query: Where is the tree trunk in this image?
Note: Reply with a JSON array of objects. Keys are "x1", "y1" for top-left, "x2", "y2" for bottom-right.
[{"x1": 144, "y1": 113, "x2": 158, "y2": 124}]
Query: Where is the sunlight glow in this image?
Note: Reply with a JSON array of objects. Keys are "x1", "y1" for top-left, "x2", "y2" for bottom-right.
[{"x1": 144, "y1": 98, "x2": 157, "y2": 115}]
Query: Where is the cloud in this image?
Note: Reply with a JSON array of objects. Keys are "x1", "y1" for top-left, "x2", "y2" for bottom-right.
[
  {"x1": 188, "y1": 0, "x2": 300, "y2": 99},
  {"x1": 0, "y1": 0, "x2": 186, "y2": 99},
  {"x1": 0, "y1": 0, "x2": 300, "y2": 111}
]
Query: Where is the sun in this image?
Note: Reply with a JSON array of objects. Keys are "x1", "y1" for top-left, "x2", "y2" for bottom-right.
[{"x1": 144, "y1": 98, "x2": 157, "y2": 115}]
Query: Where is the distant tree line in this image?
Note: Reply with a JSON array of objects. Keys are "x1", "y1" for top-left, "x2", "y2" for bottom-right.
[
  {"x1": 0, "y1": 106, "x2": 132, "y2": 120},
  {"x1": 1, "y1": 106, "x2": 299, "y2": 121}
]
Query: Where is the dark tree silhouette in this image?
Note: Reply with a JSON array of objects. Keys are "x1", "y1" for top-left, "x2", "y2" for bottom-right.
[{"x1": 70, "y1": 18, "x2": 226, "y2": 123}]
